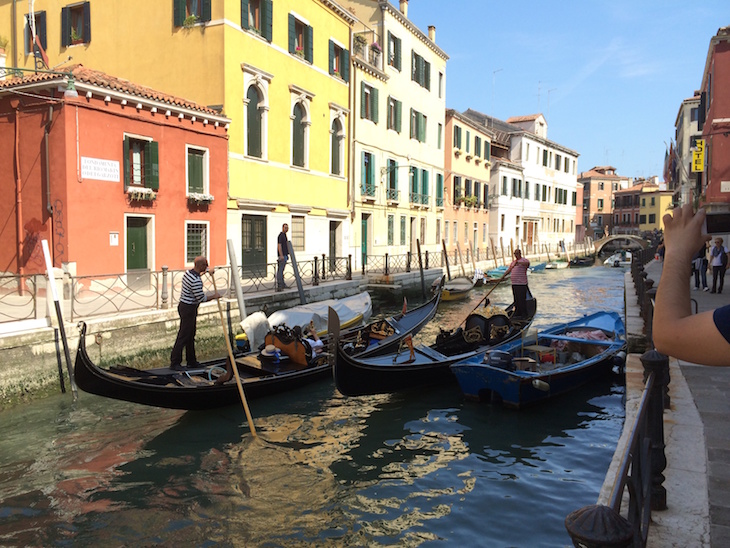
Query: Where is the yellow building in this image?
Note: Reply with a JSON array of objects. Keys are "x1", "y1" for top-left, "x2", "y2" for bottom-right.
[
  {"x1": 639, "y1": 190, "x2": 674, "y2": 233},
  {"x1": 1, "y1": 0, "x2": 355, "y2": 269}
]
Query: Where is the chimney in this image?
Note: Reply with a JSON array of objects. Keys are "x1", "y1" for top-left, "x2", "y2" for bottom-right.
[
  {"x1": 428, "y1": 25, "x2": 435, "y2": 42},
  {"x1": 399, "y1": 0, "x2": 408, "y2": 18}
]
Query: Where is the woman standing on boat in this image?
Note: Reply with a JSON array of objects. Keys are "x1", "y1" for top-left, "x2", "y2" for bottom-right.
[{"x1": 502, "y1": 249, "x2": 530, "y2": 318}]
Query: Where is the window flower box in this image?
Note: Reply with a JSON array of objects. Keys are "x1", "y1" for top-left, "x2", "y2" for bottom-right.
[
  {"x1": 127, "y1": 187, "x2": 156, "y2": 201},
  {"x1": 188, "y1": 192, "x2": 214, "y2": 205},
  {"x1": 295, "y1": 46, "x2": 305, "y2": 58}
]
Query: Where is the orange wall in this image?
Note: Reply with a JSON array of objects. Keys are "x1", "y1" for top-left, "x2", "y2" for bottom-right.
[{"x1": 0, "y1": 93, "x2": 228, "y2": 276}]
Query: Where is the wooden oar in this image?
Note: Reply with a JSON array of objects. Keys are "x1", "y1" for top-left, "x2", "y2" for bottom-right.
[
  {"x1": 210, "y1": 272, "x2": 257, "y2": 437},
  {"x1": 458, "y1": 273, "x2": 508, "y2": 328}
]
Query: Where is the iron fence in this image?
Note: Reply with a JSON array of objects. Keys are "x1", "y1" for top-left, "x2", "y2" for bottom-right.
[{"x1": 0, "y1": 274, "x2": 41, "y2": 322}]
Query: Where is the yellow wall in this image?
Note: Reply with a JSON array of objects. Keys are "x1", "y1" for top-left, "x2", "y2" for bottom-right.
[{"x1": 639, "y1": 191, "x2": 673, "y2": 232}]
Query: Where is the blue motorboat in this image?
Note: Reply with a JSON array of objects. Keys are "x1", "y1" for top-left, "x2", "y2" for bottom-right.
[{"x1": 450, "y1": 311, "x2": 626, "y2": 408}]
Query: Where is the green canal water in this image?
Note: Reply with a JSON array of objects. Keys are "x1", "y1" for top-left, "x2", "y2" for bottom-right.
[{"x1": 0, "y1": 266, "x2": 627, "y2": 546}]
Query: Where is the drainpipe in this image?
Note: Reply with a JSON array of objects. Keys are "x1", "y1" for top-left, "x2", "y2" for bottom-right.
[
  {"x1": 14, "y1": 106, "x2": 24, "y2": 280},
  {"x1": 11, "y1": 0, "x2": 18, "y2": 69},
  {"x1": 45, "y1": 105, "x2": 54, "y2": 260}
]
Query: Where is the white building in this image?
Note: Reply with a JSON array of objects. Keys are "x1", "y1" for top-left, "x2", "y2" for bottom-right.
[
  {"x1": 341, "y1": 0, "x2": 448, "y2": 269},
  {"x1": 464, "y1": 111, "x2": 580, "y2": 252},
  {"x1": 674, "y1": 92, "x2": 702, "y2": 207}
]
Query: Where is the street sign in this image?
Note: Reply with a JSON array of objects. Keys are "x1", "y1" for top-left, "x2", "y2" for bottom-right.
[{"x1": 692, "y1": 139, "x2": 705, "y2": 172}]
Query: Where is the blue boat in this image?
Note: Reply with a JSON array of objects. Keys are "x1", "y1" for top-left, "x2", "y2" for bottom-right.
[{"x1": 450, "y1": 311, "x2": 627, "y2": 408}]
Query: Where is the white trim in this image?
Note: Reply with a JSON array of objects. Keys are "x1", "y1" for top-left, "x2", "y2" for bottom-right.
[{"x1": 289, "y1": 11, "x2": 310, "y2": 26}]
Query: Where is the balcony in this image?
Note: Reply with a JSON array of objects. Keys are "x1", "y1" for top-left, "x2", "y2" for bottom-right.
[
  {"x1": 409, "y1": 192, "x2": 429, "y2": 208},
  {"x1": 361, "y1": 183, "x2": 376, "y2": 202},
  {"x1": 353, "y1": 31, "x2": 383, "y2": 72},
  {"x1": 386, "y1": 188, "x2": 399, "y2": 203}
]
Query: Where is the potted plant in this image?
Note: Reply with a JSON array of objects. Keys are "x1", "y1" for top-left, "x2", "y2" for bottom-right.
[
  {"x1": 0, "y1": 35, "x2": 8, "y2": 54},
  {"x1": 70, "y1": 27, "x2": 83, "y2": 44},
  {"x1": 370, "y1": 41, "x2": 381, "y2": 62},
  {"x1": 295, "y1": 45, "x2": 305, "y2": 58},
  {"x1": 183, "y1": 14, "x2": 199, "y2": 28}
]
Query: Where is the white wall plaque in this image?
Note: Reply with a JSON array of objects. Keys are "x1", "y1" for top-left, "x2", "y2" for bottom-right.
[
  {"x1": 81, "y1": 157, "x2": 120, "y2": 182},
  {"x1": 721, "y1": 181, "x2": 730, "y2": 193},
  {"x1": 109, "y1": 232, "x2": 119, "y2": 247}
]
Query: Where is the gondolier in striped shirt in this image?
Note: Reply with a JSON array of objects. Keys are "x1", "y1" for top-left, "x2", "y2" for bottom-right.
[
  {"x1": 170, "y1": 256, "x2": 220, "y2": 370},
  {"x1": 503, "y1": 248, "x2": 530, "y2": 319}
]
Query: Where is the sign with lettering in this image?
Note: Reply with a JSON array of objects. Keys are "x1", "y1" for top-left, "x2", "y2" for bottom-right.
[
  {"x1": 81, "y1": 157, "x2": 120, "y2": 182},
  {"x1": 692, "y1": 139, "x2": 705, "y2": 173}
]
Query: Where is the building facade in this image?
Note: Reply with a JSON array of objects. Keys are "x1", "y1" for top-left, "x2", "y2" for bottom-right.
[
  {"x1": 673, "y1": 93, "x2": 701, "y2": 207},
  {"x1": 0, "y1": 66, "x2": 229, "y2": 277},
  {"x1": 638, "y1": 190, "x2": 674, "y2": 233},
  {"x1": 577, "y1": 166, "x2": 630, "y2": 239},
  {"x1": 612, "y1": 181, "x2": 659, "y2": 235}
]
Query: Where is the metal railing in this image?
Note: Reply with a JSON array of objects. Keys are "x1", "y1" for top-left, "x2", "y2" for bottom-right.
[{"x1": 0, "y1": 275, "x2": 41, "y2": 322}]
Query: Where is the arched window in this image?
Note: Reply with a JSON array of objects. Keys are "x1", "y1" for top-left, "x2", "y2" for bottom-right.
[
  {"x1": 246, "y1": 86, "x2": 262, "y2": 158},
  {"x1": 292, "y1": 102, "x2": 305, "y2": 167},
  {"x1": 331, "y1": 118, "x2": 342, "y2": 175}
]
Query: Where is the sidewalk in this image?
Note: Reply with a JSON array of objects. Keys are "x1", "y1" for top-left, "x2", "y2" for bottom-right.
[{"x1": 642, "y1": 260, "x2": 730, "y2": 547}]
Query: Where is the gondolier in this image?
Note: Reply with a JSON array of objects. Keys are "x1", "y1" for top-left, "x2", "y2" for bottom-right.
[
  {"x1": 170, "y1": 256, "x2": 220, "y2": 370},
  {"x1": 501, "y1": 249, "x2": 530, "y2": 318}
]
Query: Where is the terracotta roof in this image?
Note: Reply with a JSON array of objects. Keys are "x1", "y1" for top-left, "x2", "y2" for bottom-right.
[
  {"x1": 614, "y1": 182, "x2": 658, "y2": 194},
  {"x1": 0, "y1": 64, "x2": 225, "y2": 117},
  {"x1": 505, "y1": 114, "x2": 542, "y2": 123}
]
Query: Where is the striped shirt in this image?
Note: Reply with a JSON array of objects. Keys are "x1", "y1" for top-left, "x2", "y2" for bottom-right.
[
  {"x1": 509, "y1": 258, "x2": 530, "y2": 285},
  {"x1": 179, "y1": 269, "x2": 206, "y2": 305}
]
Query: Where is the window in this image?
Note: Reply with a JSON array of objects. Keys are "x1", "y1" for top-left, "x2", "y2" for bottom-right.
[
  {"x1": 445, "y1": 220, "x2": 449, "y2": 244},
  {"x1": 387, "y1": 32, "x2": 401, "y2": 70},
  {"x1": 361, "y1": 83, "x2": 378, "y2": 123},
  {"x1": 436, "y1": 174, "x2": 444, "y2": 207},
  {"x1": 598, "y1": 182, "x2": 604, "y2": 190},
  {"x1": 387, "y1": 96, "x2": 402, "y2": 132},
  {"x1": 291, "y1": 216, "x2": 305, "y2": 251},
  {"x1": 453, "y1": 176, "x2": 462, "y2": 201},
  {"x1": 246, "y1": 86, "x2": 263, "y2": 158},
  {"x1": 24, "y1": 11, "x2": 47, "y2": 54},
  {"x1": 483, "y1": 185, "x2": 489, "y2": 208},
  {"x1": 525, "y1": 143, "x2": 530, "y2": 162},
  {"x1": 410, "y1": 167, "x2": 419, "y2": 203},
  {"x1": 123, "y1": 136, "x2": 159, "y2": 191},
  {"x1": 641, "y1": 198, "x2": 645, "y2": 206},
  {"x1": 173, "y1": 0, "x2": 212, "y2": 27},
  {"x1": 525, "y1": 181, "x2": 530, "y2": 200},
  {"x1": 186, "y1": 146, "x2": 208, "y2": 194},
  {"x1": 420, "y1": 169, "x2": 429, "y2": 205},
  {"x1": 387, "y1": 159, "x2": 398, "y2": 199},
  {"x1": 387, "y1": 215, "x2": 394, "y2": 246},
  {"x1": 361, "y1": 152, "x2": 375, "y2": 196},
  {"x1": 436, "y1": 219, "x2": 441, "y2": 244},
  {"x1": 639, "y1": 214, "x2": 647, "y2": 224},
  {"x1": 329, "y1": 40, "x2": 350, "y2": 80},
  {"x1": 61, "y1": 2, "x2": 91, "y2": 46},
  {"x1": 464, "y1": 222, "x2": 468, "y2": 244},
  {"x1": 288, "y1": 14, "x2": 313, "y2": 63},
  {"x1": 331, "y1": 118, "x2": 344, "y2": 176},
  {"x1": 186, "y1": 222, "x2": 209, "y2": 264},
  {"x1": 501, "y1": 176, "x2": 508, "y2": 196},
  {"x1": 452, "y1": 222, "x2": 457, "y2": 244},
  {"x1": 439, "y1": 72, "x2": 444, "y2": 98},
  {"x1": 465, "y1": 178, "x2": 472, "y2": 197},
  {"x1": 454, "y1": 126, "x2": 462, "y2": 149},
  {"x1": 400, "y1": 216, "x2": 406, "y2": 245},
  {"x1": 437, "y1": 123, "x2": 442, "y2": 149},
  {"x1": 651, "y1": 197, "x2": 655, "y2": 206},
  {"x1": 242, "y1": 0, "x2": 272, "y2": 41},
  {"x1": 474, "y1": 181, "x2": 481, "y2": 205},
  {"x1": 475, "y1": 136, "x2": 482, "y2": 157},
  {"x1": 411, "y1": 51, "x2": 431, "y2": 89},
  {"x1": 649, "y1": 214, "x2": 656, "y2": 223},
  {"x1": 465, "y1": 131, "x2": 471, "y2": 154},
  {"x1": 484, "y1": 141, "x2": 491, "y2": 162},
  {"x1": 543, "y1": 149, "x2": 548, "y2": 167},
  {"x1": 292, "y1": 102, "x2": 306, "y2": 167},
  {"x1": 691, "y1": 107, "x2": 698, "y2": 122},
  {"x1": 410, "y1": 108, "x2": 426, "y2": 142},
  {"x1": 564, "y1": 157, "x2": 570, "y2": 173},
  {"x1": 555, "y1": 154, "x2": 561, "y2": 170}
]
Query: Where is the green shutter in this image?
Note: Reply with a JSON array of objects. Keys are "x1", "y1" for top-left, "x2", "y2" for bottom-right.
[
  {"x1": 466, "y1": 131, "x2": 470, "y2": 153},
  {"x1": 328, "y1": 40, "x2": 335, "y2": 75},
  {"x1": 146, "y1": 141, "x2": 159, "y2": 190},
  {"x1": 437, "y1": 174, "x2": 443, "y2": 199},
  {"x1": 305, "y1": 24, "x2": 313, "y2": 63},
  {"x1": 288, "y1": 14, "x2": 295, "y2": 53},
  {"x1": 361, "y1": 152, "x2": 367, "y2": 191},
  {"x1": 82, "y1": 2, "x2": 91, "y2": 43},
  {"x1": 387, "y1": 32, "x2": 392, "y2": 63},
  {"x1": 61, "y1": 6, "x2": 70, "y2": 46},
  {"x1": 418, "y1": 113, "x2": 426, "y2": 142},
  {"x1": 394, "y1": 162, "x2": 398, "y2": 189},
  {"x1": 360, "y1": 82, "x2": 366, "y2": 118},
  {"x1": 201, "y1": 0, "x2": 211, "y2": 22},
  {"x1": 395, "y1": 99, "x2": 402, "y2": 133},
  {"x1": 421, "y1": 169, "x2": 429, "y2": 197},
  {"x1": 424, "y1": 60, "x2": 430, "y2": 90},
  {"x1": 188, "y1": 151, "x2": 204, "y2": 193},
  {"x1": 409, "y1": 108, "x2": 414, "y2": 138},
  {"x1": 411, "y1": 167, "x2": 418, "y2": 194},
  {"x1": 395, "y1": 37, "x2": 401, "y2": 70},
  {"x1": 241, "y1": 0, "x2": 249, "y2": 29},
  {"x1": 485, "y1": 141, "x2": 491, "y2": 160},
  {"x1": 123, "y1": 136, "x2": 130, "y2": 190},
  {"x1": 342, "y1": 49, "x2": 350, "y2": 81},
  {"x1": 262, "y1": 0, "x2": 272, "y2": 41},
  {"x1": 372, "y1": 87, "x2": 379, "y2": 124}
]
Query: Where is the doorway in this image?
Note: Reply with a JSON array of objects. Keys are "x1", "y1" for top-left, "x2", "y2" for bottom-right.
[{"x1": 241, "y1": 214, "x2": 267, "y2": 277}]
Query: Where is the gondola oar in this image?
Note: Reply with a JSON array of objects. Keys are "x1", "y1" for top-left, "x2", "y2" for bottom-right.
[
  {"x1": 211, "y1": 271, "x2": 257, "y2": 437},
  {"x1": 457, "y1": 272, "x2": 508, "y2": 328}
]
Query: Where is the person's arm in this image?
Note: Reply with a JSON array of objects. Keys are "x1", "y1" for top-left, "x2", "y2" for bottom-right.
[{"x1": 653, "y1": 204, "x2": 730, "y2": 365}]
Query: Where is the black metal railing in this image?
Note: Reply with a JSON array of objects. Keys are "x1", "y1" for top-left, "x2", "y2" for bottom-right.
[{"x1": 0, "y1": 275, "x2": 41, "y2": 322}]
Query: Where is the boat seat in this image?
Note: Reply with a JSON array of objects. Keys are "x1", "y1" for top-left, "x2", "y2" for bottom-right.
[
  {"x1": 415, "y1": 345, "x2": 447, "y2": 361},
  {"x1": 521, "y1": 329, "x2": 556, "y2": 363}
]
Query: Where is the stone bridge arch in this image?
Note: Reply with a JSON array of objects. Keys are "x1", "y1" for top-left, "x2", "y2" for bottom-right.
[{"x1": 593, "y1": 234, "x2": 648, "y2": 254}]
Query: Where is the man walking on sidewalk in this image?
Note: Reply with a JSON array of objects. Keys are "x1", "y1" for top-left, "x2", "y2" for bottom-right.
[{"x1": 276, "y1": 223, "x2": 289, "y2": 292}]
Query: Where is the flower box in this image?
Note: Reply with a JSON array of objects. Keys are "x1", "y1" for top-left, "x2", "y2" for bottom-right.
[
  {"x1": 127, "y1": 188, "x2": 156, "y2": 201},
  {"x1": 187, "y1": 192, "x2": 214, "y2": 205}
]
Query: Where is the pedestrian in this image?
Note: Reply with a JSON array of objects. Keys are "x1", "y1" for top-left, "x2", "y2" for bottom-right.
[
  {"x1": 501, "y1": 248, "x2": 530, "y2": 318},
  {"x1": 693, "y1": 242, "x2": 709, "y2": 291},
  {"x1": 710, "y1": 237, "x2": 729, "y2": 294},
  {"x1": 276, "y1": 223, "x2": 289, "y2": 292},
  {"x1": 653, "y1": 204, "x2": 730, "y2": 365},
  {"x1": 170, "y1": 256, "x2": 220, "y2": 371}
]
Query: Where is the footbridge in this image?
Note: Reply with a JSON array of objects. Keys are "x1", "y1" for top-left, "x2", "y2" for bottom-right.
[{"x1": 593, "y1": 234, "x2": 648, "y2": 254}]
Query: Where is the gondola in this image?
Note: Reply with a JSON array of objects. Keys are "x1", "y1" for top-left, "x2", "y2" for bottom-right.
[
  {"x1": 568, "y1": 255, "x2": 595, "y2": 267},
  {"x1": 73, "y1": 281, "x2": 444, "y2": 410},
  {"x1": 440, "y1": 272, "x2": 477, "y2": 301},
  {"x1": 450, "y1": 311, "x2": 627, "y2": 408},
  {"x1": 330, "y1": 289, "x2": 537, "y2": 397}
]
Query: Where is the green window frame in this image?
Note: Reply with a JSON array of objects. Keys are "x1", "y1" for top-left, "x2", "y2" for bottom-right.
[
  {"x1": 484, "y1": 141, "x2": 491, "y2": 161},
  {"x1": 360, "y1": 82, "x2": 379, "y2": 123},
  {"x1": 241, "y1": 0, "x2": 273, "y2": 41},
  {"x1": 387, "y1": 96, "x2": 402, "y2": 132},
  {"x1": 288, "y1": 14, "x2": 313, "y2": 63},
  {"x1": 328, "y1": 40, "x2": 350, "y2": 81},
  {"x1": 246, "y1": 85, "x2": 262, "y2": 158},
  {"x1": 292, "y1": 103, "x2": 305, "y2": 167},
  {"x1": 400, "y1": 216, "x2": 406, "y2": 245},
  {"x1": 387, "y1": 32, "x2": 402, "y2": 70},
  {"x1": 61, "y1": 1, "x2": 91, "y2": 46},
  {"x1": 187, "y1": 147, "x2": 206, "y2": 194},
  {"x1": 173, "y1": 0, "x2": 211, "y2": 27},
  {"x1": 123, "y1": 136, "x2": 159, "y2": 191}
]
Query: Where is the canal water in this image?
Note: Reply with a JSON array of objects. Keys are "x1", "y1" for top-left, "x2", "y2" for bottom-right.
[{"x1": 0, "y1": 266, "x2": 627, "y2": 546}]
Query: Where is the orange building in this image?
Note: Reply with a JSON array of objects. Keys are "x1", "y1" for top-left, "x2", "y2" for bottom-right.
[{"x1": 0, "y1": 66, "x2": 230, "y2": 278}]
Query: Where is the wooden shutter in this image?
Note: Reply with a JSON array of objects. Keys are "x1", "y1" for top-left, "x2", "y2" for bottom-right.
[
  {"x1": 424, "y1": 60, "x2": 430, "y2": 90},
  {"x1": 60, "y1": 6, "x2": 70, "y2": 46},
  {"x1": 421, "y1": 169, "x2": 429, "y2": 197},
  {"x1": 341, "y1": 49, "x2": 350, "y2": 81},
  {"x1": 418, "y1": 113, "x2": 426, "y2": 142},
  {"x1": 394, "y1": 162, "x2": 398, "y2": 189},
  {"x1": 360, "y1": 82, "x2": 366, "y2": 119},
  {"x1": 371, "y1": 87, "x2": 379, "y2": 124},
  {"x1": 241, "y1": 0, "x2": 249, "y2": 29},
  {"x1": 262, "y1": 0, "x2": 272, "y2": 41},
  {"x1": 287, "y1": 14, "x2": 295, "y2": 54},
  {"x1": 145, "y1": 141, "x2": 159, "y2": 190},
  {"x1": 123, "y1": 136, "x2": 130, "y2": 190},
  {"x1": 201, "y1": 0, "x2": 212, "y2": 22},
  {"x1": 305, "y1": 25, "x2": 313, "y2": 63},
  {"x1": 36, "y1": 11, "x2": 47, "y2": 50},
  {"x1": 437, "y1": 174, "x2": 443, "y2": 199},
  {"x1": 188, "y1": 151, "x2": 204, "y2": 193},
  {"x1": 173, "y1": 0, "x2": 185, "y2": 27},
  {"x1": 395, "y1": 37, "x2": 401, "y2": 71},
  {"x1": 328, "y1": 40, "x2": 335, "y2": 75},
  {"x1": 82, "y1": 2, "x2": 91, "y2": 42},
  {"x1": 361, "y1": 152, "x2": 367, "y2": 191},
  {"x1": 395, "y1": 99, "x2": 402, "y2": 133}
]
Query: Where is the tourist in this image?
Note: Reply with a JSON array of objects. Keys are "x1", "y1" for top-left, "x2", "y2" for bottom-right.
[
  {"x1": 710, "y1": 237, "x2": 729, "y2": 294},
  {"x1": 170, "y1": 256, "x2": 221, "y2": 370},
  {"x1": 276, "y1": 223, "x2": 289, "y2": 292},
  {"x1": 693, "y1": 243, "x2": 709, "y2": 291},
  {"x1": 653, "y1": 205, "x2": 730, "y2": 365},
  {"x1": 501, "y1": 249, "x2": 530, "y2": 318}
]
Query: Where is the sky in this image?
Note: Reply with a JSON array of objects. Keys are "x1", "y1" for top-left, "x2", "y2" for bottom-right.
[{"x1": 404, "y1": 0, "x2": 730, "y2": 179}]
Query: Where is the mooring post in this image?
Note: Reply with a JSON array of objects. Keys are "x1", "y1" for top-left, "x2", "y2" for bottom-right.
[
  {"x1": 161, "y1": 265, "x2": 169, "y2": 309},
  {"x1": 641, "y1": 349, "x2": 669, "y2": 510},
  {"x1": 564, "y1": 504, "x2": 633, "y2": 547}
]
